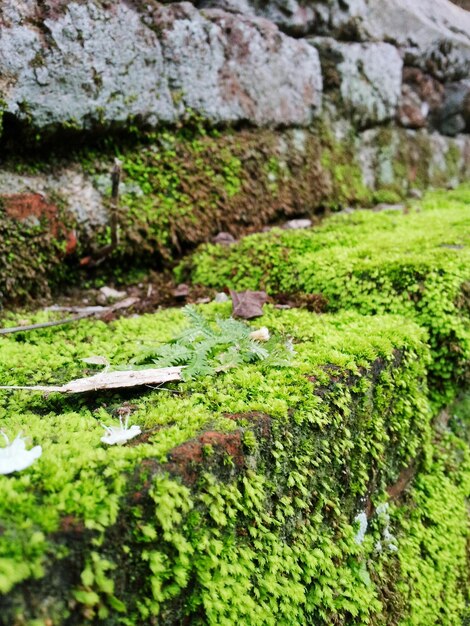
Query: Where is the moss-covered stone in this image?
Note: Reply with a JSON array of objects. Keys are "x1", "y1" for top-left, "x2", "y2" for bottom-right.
[
  {"x1": 91, "y1": 126, "x2": 330, "y2": 263},
  {"x1": 0, "y1": 192, "x2": 76, "y2": 303},
  {"x1": 186, "y1": 186, "x2": 470, "y2": 405},
  {"x1": 1, "y1": 123, "x2": 469, "y2": 305},
  {"x1": 1, "y1": 302, "x2": 459, "y2": 625}
]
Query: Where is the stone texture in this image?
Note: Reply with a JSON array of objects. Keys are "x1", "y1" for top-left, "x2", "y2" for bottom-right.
[
  {"x1": 339, "y1": 0, "x2": 470, "y2": 81},
  {"x1": 196, "y1": 0, "x2": 470, "y2": 85},
  {"x1": 197, "y1": 0, "x2": 321, "y2": 36},
  {"x1": 434, "y1": 80, "x2": 470, "y2": 136},
  {"x1": 152, "y1": 3, "x2": 322, "y2": 125},
  {"x1": 0, "y1": 168, "x2": 107, "y2": 230},
  {"x1": 397, "y1": 68, "x2": 445, "y2": 130},
  {"x1": 356, "y1": 127, "x2": 470, "y2": 191},
  {"x1": 310, "y1": 38, "x2": 402, "y2": 128},
  {"x1": 0, "y1": 0, "x2": 322, "y2": 132}
]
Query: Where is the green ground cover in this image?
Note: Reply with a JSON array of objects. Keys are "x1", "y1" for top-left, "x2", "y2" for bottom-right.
[
  {"x1": 2, "y1": 304, "x2": 467, "y2": 625},
  {"x1": 186, "y1": 186, "x2": 470, "y2": 406}
]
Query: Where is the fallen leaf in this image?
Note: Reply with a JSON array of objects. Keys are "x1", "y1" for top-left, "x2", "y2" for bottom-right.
[{"x1": 230, "y1": 290, "x2": 268, "y2": 319}]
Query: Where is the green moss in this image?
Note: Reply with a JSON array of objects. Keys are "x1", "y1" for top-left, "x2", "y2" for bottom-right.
[
  {"x1": 0, "y1": 303, "x2": 445, "y2": 624},
  {"x1": 0, "y1": 202, "x2": 71, "y2": 304},
  {"x1": 316, "y1": 121, "x2": 372, "y2": 209},
  {"x1": 444, "y1": 142, "x2": 462, "y2": 182},
  {"x1": 393, "y1": 429, "x2": 470, "y2": 625},
  {"x1": 82, "y1": 126, "x2": 329, "y2": 265},
  {"x1": 372, "y1": 189, "x2": 403, "y2": 205},
  {"x1": 3, "y1": 120, "x2": 469, "y2": 305},
  {"x1": 187, "y1": 186, "x2": 470, "y2": 406}
]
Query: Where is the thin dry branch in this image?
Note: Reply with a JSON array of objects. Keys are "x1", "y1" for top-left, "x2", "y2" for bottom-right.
[
  {"x1": 0, "y1": 297, "x2": 139, "y2": 336},
  {"x1": 0, "y1": 366, "x2": 183, "y2": 394}
]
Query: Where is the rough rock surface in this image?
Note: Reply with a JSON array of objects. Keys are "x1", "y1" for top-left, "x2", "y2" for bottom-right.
[
  {"x1": 356, "y1": 128, "x2": 470, "y2": 191},
  {"x1": 435, "y1": 80, "x2": 470, "y2": 136},
  {"x1": 397, "y1": 68, "x2": 445, "y2": 130},
  {"x1": 197, "y1": 0, "x2": 470, "y2": 82},
  {"x1": 0, "y1": 0, "x2": 322, "y2": 131},
  {"x1": 336, "y1": 0, "x2": 470, "y2": 81},
  {"x1": 310, "y1": 38, "x2": 402, "y2": 127},
  {"x1": 0, "y1": 168, "x2": 106, "y2": 230}
]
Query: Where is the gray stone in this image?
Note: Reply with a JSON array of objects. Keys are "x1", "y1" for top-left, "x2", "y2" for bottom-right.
[
  {"x1": 283, "y1": 218, "x2": 312, "y2": 229},
  {"x1": 339, "y1": 0, "x2": 470, "y2": 81},
  {"x1": 196, "y1": 0, "x2": 470, "y2": 84},
  {"x1": 0, "y1": 167, "x2": 107, "y2": 230},
  {"x1": 197, "y1": 0, "x2": 320, "y2": 35},
  {"x1": 310, "y1": 38, "x2": 403, "y2": 127},
  {"x1": 214, "y1": 292, "x2": 230, "y2": 302},
  {"x1": 0, "y1": 0, "x2": 322, "y2": 132},
  {"x1": 212, "y1": 232, "x2": 237, "y2": 244},
  {"x1": 99, "y1": 287, "x2": 127, "y2": 302},
  {"x1": 434, "y1": 80, "x2": 470, "y2": 136},
  {"x1": 305, "y1": 0, "x2": 470, "y2": 81},
  {"x1": 356, "y1": 126, "x2": 470, "y2": 191}
]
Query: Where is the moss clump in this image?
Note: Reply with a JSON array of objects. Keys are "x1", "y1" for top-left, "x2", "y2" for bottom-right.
[
  {"x1": 0, "y1": 200, "x2": 72, "y2": 304},
  {"x1": 316, "y1": 121, "x2": 373, "y2": 210},
  {"x1": 392, "y1": 415, "x2": 470, "y2": 625},
  {"x1": 0, "y1": 303, "x2": 449, "y2": 624},
  {"x1": 186, "y1": 186, "x2": 470, "y2": 406},
  {"x1": 83, "y1": 125, "x2": 330, "y2": 265}
]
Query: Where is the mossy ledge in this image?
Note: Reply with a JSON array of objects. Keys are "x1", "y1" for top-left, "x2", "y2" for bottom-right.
[
  {"x1": 1, "y1": 123, "x2": 469, "y2": 305},
  {"x1": 0, "y1": 304, "x2": 469, "y2": 624},
  {"x1": 186, "y1": 185, "x2": 470, "y2": 406}
]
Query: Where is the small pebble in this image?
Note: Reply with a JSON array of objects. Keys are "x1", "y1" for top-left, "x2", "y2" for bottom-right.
[
  {"x1": 212, "y1": 232, "x2": 236, "y2": 245},
  {"x1": 408, "y1": 188, "x2": 422, "y2": 199},
  {"x1": 214, "y1": 292, "x2": 229, "y2": 303},
  {"x1": 100, "y1": 286, "x2": 127, "y2": 301},
  {"x1": 173, "y1": 284, "x2": 190, "y2": 299},
  {"x1": 283, "y1": 218, "x2": 312, "y2": 230}
]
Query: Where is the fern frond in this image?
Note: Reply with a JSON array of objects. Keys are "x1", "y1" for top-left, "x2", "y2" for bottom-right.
[
  {"x1": 130, "y1": 308, "x2": 292, "y2": 381},
  {"x1": 178, "y1": 306, "x2": 216, "y2": 343},
  {"x1": 246, "y1": 340, "x2": 270, "y2": 361},
  {"x1": 182, "y1": 339, "x2": 215, "y2": 380},
  {"x1": 216, "y1": 316, "x2": 250, "y2": 341},
  {"x1": 151, "y1": 344, "x2": 193, "y2": 368},
  {"x1": 215, "y1": 346, "x2": 245, "y2": 372}
]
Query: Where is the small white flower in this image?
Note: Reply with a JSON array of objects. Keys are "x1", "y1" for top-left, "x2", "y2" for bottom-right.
[
  {"x1": 249, "y1": 327, "x2": 270, "y2": 342},
  {"x1": 353, "y1": 511, "x2": 368, "y2": 545},
  {"x1": 101, "y1": 415, "x2": 141, "y2": 446},
  {"x1": 0, "y1": 432, "x2": 42, "y2": 475}
]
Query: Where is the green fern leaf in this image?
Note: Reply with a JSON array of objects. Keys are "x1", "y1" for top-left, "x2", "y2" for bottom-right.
[{"x1": 151, "y1": 344, "x2": 193, "y2": 368}]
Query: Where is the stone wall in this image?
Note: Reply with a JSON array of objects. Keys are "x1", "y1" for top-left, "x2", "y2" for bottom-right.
[{"x1": 0, "y1": 0, "x2": 469, "y2": 304}]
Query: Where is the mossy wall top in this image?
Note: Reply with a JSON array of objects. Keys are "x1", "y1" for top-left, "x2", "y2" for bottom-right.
[
  {"x1": 2, "y1": 303, "x2": 467, "y2": 625},
  {"x1": 187, "y1": 186, "x2": 470, "y2": 404}
]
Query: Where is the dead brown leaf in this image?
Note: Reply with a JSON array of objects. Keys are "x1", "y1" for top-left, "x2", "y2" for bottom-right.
[{"x1": 230, "y1": 290, "x2": 268, "y2": 319}]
